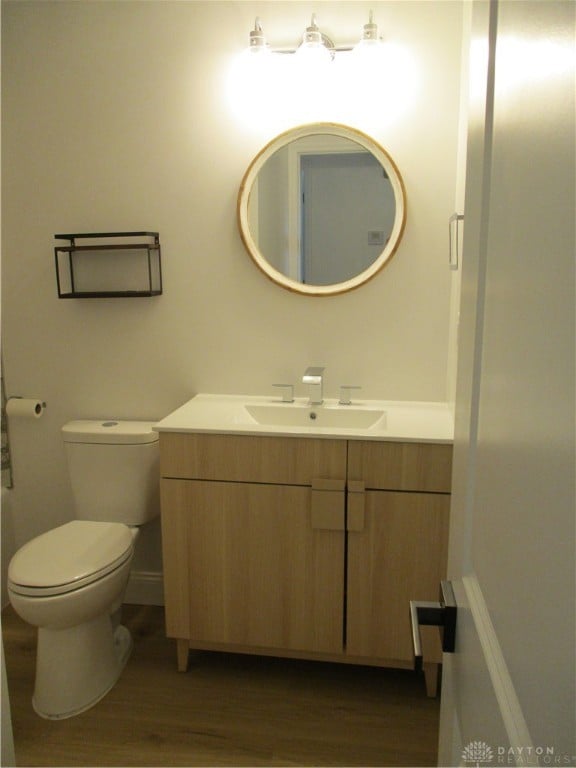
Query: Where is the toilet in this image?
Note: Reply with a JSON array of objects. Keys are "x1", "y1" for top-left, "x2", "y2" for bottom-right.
[{"x1": 7, "y1": 419, "x2": 159, "y2": 720}]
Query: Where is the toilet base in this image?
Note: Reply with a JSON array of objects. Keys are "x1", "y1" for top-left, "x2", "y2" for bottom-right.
[{"x1": 32, "y1": 615, "x2": 133, "y2": 720}]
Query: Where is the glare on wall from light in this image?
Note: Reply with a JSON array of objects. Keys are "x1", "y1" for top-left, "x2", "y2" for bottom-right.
[
  {"x1": 469, "y1": 33, "x2": 574, "y2": 106},
  {"x1": 225, "y1": 14, "x2": 420, "y2": 136},
  {"x1": 495, "y1": 35, "x2": 575, "y2": 91}
]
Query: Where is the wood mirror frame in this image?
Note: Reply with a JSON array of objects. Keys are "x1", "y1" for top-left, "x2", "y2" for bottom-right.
[{"x1": 237, "y1": 123, "x2": 406, "y2": 296}]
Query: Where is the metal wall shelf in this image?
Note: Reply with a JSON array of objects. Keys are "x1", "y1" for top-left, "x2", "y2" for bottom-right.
[{"x1": 55, "y1": 232, "x2": 162, "y2": 298}]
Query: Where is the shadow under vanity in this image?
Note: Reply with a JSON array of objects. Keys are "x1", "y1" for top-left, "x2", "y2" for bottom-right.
[{"x1": 155, "y1": 394, "x2": 453, "y2": 698}]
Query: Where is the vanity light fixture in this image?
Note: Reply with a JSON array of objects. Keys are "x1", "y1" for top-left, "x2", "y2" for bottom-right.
[
  {"x1": 245, "y1": 12, "x2": 384, "y2": 61},
  {"x1": 248, "y1": 18, "x2": 271, "y2": 56},
  {"x1": 353, "y1": 10, "x2": 384, "y2": 56},
  {"x1": 295, "y1": 14, "x2": 333, "y2": 64}
]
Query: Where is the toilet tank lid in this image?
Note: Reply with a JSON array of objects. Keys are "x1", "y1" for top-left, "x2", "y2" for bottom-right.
[{"x1": 62, "y1": 420, "x2": 159, "y2": 445}]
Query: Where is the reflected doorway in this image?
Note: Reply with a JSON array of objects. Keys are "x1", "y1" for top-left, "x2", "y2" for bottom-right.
[{"x1": 300, "y1": 152, "x2": 395, "y2": 285}]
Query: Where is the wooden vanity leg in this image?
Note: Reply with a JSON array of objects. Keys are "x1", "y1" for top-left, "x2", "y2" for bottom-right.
[
  {"x1": 176, "y1": 639, "x2": 190, "y2": 672},
  {"x1": 423, "y1": 662, "x2": 440, "y2": 698}
]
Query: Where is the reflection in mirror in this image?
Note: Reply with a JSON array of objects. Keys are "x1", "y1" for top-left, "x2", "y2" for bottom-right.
[{"x1": 238, "y1": 124, "x2": 406, "y2": 296}]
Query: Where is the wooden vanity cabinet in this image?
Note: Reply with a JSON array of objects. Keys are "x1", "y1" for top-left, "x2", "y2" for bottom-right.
[{"x1": 159, "y1": 432, "x2": 451, "y2": 692}]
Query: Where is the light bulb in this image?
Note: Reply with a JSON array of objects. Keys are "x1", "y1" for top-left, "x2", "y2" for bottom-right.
[
  {"x1": 353, "y1": 11, "x2": 384, "y2": 58},
  {"x1": 295, "y1": 14, "x2": 332, "y2": 65},
  {"x1": 248, "y1": 17, "x2": 271, "y2": 57}
]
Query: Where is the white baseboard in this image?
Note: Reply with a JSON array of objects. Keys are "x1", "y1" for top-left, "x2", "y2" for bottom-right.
[{"x1": 124, "y1": 570, "x2": 164, "y2": 606}]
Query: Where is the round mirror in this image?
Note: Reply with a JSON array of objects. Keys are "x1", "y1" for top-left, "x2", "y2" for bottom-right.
[{"x1": 238, "y1": 123, "x2": 406, "y2": 296}]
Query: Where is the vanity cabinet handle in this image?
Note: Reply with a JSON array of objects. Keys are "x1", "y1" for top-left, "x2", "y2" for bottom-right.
[
  {"x1": 347, "y1": 480, "x2": 365, "y2": 531},
  {"x1": 311, "y1": 478, "x2": 345, "y2": 530}
]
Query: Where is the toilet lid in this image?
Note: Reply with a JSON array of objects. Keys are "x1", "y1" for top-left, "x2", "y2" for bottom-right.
[{"x1": 8, "y1": 521, "x2": 134, "y2": 595}]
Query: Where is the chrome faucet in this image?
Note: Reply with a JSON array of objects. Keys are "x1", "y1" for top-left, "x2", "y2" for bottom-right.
[{"x1": 302, "y1": 366, "x2": 325, "y2": 405}]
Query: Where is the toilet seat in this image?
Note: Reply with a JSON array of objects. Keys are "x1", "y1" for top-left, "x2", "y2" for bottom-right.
[{"x1": 8, "y1": 521, "x2": 134, "y2": 598}]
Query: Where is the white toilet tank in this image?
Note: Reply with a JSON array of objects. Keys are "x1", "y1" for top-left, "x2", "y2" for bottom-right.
[{"x1": 62, "y1": 420, "x2": 160, "y2": 526}]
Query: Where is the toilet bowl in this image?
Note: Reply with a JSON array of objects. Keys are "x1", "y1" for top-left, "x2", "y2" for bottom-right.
[{"x1": 8, "y1": 521, "x2": 137, "y2": 719}]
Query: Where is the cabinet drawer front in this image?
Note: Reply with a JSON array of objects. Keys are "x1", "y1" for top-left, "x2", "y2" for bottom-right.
[
  {"x1": 160, "y1": 433, "x2": 347, "y2": 484},
  {"x1": 348, "y1": 440, "x2": 453, "y2": 492}
]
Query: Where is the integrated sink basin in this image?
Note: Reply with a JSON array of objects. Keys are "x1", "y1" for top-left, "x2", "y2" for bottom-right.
[
  {"x1": 154, "y1": 394, "x2": 454, "y2": 443},
  {"x1": 244, "y1": 404, "x2": 386, "y2": 429}
]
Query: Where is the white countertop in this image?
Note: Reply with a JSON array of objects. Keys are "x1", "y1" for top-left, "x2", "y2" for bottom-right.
[{"x1": 154, "y1": 394, "x2": 454, "y2": 444}]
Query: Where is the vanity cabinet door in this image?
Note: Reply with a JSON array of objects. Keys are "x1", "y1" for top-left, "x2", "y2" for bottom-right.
[
  {"x1": 345, "y1": 439, "x2": 452, "y2": 687},
  {"x1": 346, "y1": 490, "x2": 450, "y2": 663},
  {"x1": 161, "y1": 478, "x2": 345, "y2": 656}
]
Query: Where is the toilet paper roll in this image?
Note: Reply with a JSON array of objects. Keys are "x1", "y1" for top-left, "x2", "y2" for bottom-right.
[{"x1": 6, "y1": 398, "x2": 45, "y2": 419}]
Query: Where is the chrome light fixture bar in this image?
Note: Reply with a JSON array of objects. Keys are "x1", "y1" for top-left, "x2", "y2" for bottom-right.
[{"x1": 247, "y1": 12, "x2": 383, "y2": 59}]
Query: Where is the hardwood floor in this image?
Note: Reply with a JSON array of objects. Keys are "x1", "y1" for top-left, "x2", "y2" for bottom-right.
[{"x1": 2, "y1": 604, "x2": 440, "y2": 767}]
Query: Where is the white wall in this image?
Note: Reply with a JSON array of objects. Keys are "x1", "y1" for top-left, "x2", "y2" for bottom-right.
[{"x1": 1, "y1": 1, "x2": 464, "y2": 582}]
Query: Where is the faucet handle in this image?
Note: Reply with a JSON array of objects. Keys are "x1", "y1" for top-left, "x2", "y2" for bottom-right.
[
  {"x1": 339, "y1": 385, "x2": 361, "y2": 405},
  {"x1": 273, "y1": 383, "x2": 295, "y2": 403}
]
